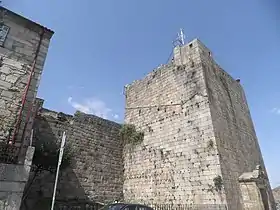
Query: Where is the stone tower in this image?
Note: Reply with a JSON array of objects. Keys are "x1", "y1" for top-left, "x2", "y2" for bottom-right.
[{"x1": 124, "y1": 39, "x2": 275, "y2": 209}]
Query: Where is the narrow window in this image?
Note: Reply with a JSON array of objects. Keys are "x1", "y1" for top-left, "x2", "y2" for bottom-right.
[{"x1": 0, "y1": 24, "x2": 9, "y2": 46}]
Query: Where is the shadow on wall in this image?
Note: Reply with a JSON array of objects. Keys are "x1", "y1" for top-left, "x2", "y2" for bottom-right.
[{"x1": 20, "y1": 114, "x2": 90, "y2": 210}]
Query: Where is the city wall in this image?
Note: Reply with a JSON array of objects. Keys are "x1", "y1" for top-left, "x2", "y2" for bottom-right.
[{"x1": 24, "y1": 107, "x2": 123, "y2": 209}]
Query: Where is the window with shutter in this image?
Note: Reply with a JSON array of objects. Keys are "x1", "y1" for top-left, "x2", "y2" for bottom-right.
[{"x1": 0, "y1": 24, "x2": 9, "y2": 46}]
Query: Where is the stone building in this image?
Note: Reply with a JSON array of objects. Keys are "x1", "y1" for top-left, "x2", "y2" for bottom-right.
[
  {"x1": 124, "y1": 39, "x2": 276, "y2": 210},
  {"x1": 0, "y1": 5, "x2": 276, "y2": 210},
  {"x1": 0, "y1": 6, "x2": 53, "y2": 150},
  {"x1": 28, "y1": 38, "x2": 276, "y2": 210},
  {"x1": 0, "y1": 6, "x2": 53, "y2": 210}
]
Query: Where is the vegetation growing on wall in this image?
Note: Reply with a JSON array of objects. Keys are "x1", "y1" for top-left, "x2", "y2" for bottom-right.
[
  {"x1": 119, "y1": 124, "x2": 144, "y2": 145},
  {"x1": 213, "y1": 175, "x2": 223, "y2": 191},
  {"x1": 207, "y1": 139, "x2": 214, "y2": 150}
]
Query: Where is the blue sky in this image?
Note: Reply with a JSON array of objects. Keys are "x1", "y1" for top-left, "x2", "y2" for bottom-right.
[{"x1": 4, "y1": 1, "x2": 280, "y2": 187}]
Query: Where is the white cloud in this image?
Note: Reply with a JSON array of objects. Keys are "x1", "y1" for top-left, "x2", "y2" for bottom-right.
[
  {"x1": 113, "y1": 114, "x2": 119, "y2": 119},
  {"x1": 68, "y1": 97, "x2": 117, "y2": 119},
  {"x1": 271, "y1": 108, "x2": 280, "y2": 115}
]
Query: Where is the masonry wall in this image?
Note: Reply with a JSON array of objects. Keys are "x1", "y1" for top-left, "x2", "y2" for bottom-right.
[
  {"x1": 123, "y1": 40, "x2": 227, "y2": 206},
  {"x1": 0, "y1": 7, "x2": 53, "y2": 153},
  {"x1": 24, "y1": 108, "x2": 123, "y2": 209},
  {"x1": 200, "y1": 42, "x2": 276, "y2": 209},
  {"x1": 272, "y1": 187, "x2": 280, "y2": 209},
  {"x1": 239, "y1": 182, "x2": 265, "y2": 210},
  {"x1": 0, "y1": 146, "x2": 34, "y2": 210}
]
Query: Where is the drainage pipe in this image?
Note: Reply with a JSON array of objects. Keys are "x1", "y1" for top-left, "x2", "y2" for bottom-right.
[{"x1": 10, "y1": 28, "x2": 45, "y2": 144}]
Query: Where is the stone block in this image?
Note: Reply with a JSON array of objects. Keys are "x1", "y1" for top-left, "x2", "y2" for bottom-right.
[
  {"x1": 0, "y1": 108, "x2": 11, "y2": 117},
  {"x1": 0, "y1": 80, "x2": 12, "y2": 89},
  {"x1": 0, "y1": 164, "x2": 30, "y2": 182},
  {"x1": 0, "y1": 181, "x2": 25, "y2": 193},
  {"x1": 0, "y1": 74, "x2": 6, "y2": 81},
  {"x1": 0, "y1": 99, "x2": 5, "y2": 109},
  {"x1": 5, "y1": 75, "x2": 19, "y2": 84},
  {"x1": 1, "y1": 90, "x2": 14, "y2": 99},
  {"x1": 6, "y1": 193, "x2": 23, "y2": 210},
  {"x1": 0, "y1": 66, "x2": 11, "y2": 74}
]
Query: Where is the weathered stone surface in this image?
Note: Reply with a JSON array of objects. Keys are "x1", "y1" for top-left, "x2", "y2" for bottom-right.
[
  {"x1": 273, "y1": 186, "x2": 280, "y2": 210},
  {"x1": 124, "y1": 40, "x2": 224, "y2": 205},
  {"x1": 0, "y1": 80, "x2": 12, "y2": 89},
  {"x1": 0, "y1": 5, "x2": 53, "y2": 210},
  {"x1": 123, "y1": 39, "x2": 276, "y2": 209},
  {"x1": 0, "y1": 164, "x2": 30, "y2": 182},
  {"x1": 0, "y1": 6, "x2": 53, "y2": 151},
  {"x1": 199, "y1": 39, "x2": 276, "y2": 210},
  {"x1": 0, "y1": 147, "x2": 34, "y2": 210},
  {"x1": 5, "y1": 75, "x2": 19, "y2": 84},
  {"x1": 1, "y1": 90, "x2": 14, "y2": 99},
  {"x1": 24, "y1": 108, "x2": 123, "y2": 207},
  {"x1": 0, "y1": 182, "x2": 25, "y2": 193}
]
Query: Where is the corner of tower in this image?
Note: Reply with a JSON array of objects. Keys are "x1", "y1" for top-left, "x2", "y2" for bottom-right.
[{"x1": 173, "y1": 38, "x2": 213, "y2": 67}]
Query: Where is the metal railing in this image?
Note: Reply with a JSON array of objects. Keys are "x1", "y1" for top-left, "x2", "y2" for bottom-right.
[
  {"x1": 55, "y1": 202, "x2": 227, "y2": 210},
  {"x1": 146, "y1": 204, "x2": 228, "y2": 210},
  {"x1": 54, "y1": 200, "x2": 104, "y2": 210}
]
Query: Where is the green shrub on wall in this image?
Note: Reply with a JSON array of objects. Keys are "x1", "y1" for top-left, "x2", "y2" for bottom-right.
[{"x1": 119, "y1": 124, "x2": 144, "y2": 145}]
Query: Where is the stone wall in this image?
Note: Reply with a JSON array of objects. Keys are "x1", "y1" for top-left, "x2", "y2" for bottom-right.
[
  {"x1": 123, "y1": 40, "x2": 227, "y2": 205},
  {"x1": 24, "y1": 107, "x2": 123, "y2": 209},
  {"x1": 0, "y1": 146, "x2": 34, "y2": 210},
  {"x1": 124, "y1": 38, "x2": 275, "y2": 209},
  {"x1": 0, "y1": 6, "x2": 53, "y2": 154},
  {"x1": 200, "y1": 41, "x2": 276, "y2": 209},
  {"x1": 239, "y1": 181, "x2": 265, "y2": 210},
  {"x1": 272, "y1": 186, "x2": 280, "y2": 209}
]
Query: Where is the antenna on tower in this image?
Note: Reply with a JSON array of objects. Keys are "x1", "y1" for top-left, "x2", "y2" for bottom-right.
[
  {"x1": 166, "y1": 28, "x2": 187, "y2": 64},
  {"x1": 173, "y1": 28, "x2": 186, "y2": 47},
  {"x1": 179, "y1": 28, "x2": 185, "y2": 45}
]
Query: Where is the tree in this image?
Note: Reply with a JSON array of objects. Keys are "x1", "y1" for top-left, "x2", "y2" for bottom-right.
[{"x1": 22, "y1": 132, "x2": 74, "y2": 209}]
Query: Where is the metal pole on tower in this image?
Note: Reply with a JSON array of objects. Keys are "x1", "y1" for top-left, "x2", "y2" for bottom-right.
[
  {"x1": 179, "y1": 28, "x2": 185, "y2": 45},
  {"x1": 50, "y1": 131, "x2": 67, "y2": 210}
]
